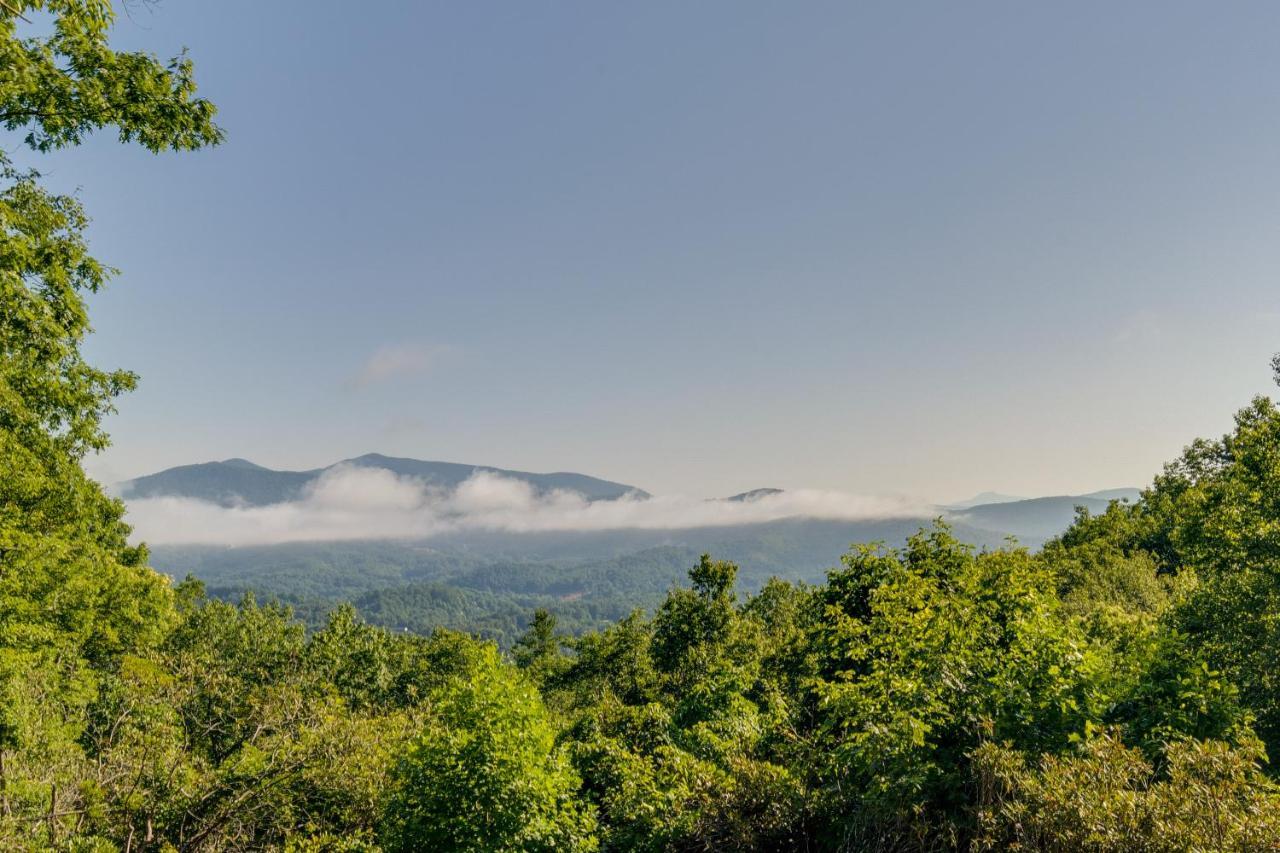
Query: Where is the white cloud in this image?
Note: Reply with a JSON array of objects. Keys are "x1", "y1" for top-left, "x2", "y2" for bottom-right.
[
  {"x1": 123, "y1": 466, "x2": 930, "y2": 546},
  {"x1": 350, "y1": 342, "x2": 450, "y2": 388}
]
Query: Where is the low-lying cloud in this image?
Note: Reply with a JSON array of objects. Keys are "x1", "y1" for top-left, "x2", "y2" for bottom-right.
[{"x1": 124, "y1": 465, "x2": 930, "y2": 546}]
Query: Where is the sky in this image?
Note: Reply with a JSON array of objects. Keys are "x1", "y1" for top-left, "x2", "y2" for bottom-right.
[{"x1": 17, "y1": 1, "x2": 1280, "y2": 503}]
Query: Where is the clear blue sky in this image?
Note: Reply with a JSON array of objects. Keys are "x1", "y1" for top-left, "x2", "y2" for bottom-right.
[{"x1": 24, "y1": 1, "x2": 1280, "y2": 501}]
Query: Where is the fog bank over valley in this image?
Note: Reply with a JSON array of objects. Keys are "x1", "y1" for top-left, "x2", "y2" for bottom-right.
[{"x1": 123, "y1": 463, "x2": 932, "y2": 546}]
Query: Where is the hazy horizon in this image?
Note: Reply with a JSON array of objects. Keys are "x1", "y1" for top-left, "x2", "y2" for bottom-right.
[
  {"x1": 109, "y1": 450, "x2": 1138, "y2": 507},
  {"x1": 41, "y1": 1, "x2": 1280, "y2": 503},
  {"x1": 112, "y1": 456, "x2": 1144, "y2": 546}
]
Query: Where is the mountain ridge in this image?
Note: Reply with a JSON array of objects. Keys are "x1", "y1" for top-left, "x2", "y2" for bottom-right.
[
  {"x1": 119, "y1": 454, "x2": 649, "y2": 507},
  {"x1": 945, "y1": 489, "x2": 1142, "y2": 541},
  {"x1": 948, "y1": 491, "x2": 1026, "y2": 509},
  {"x1": 119, "y1": 456, "x2": 1141, "y2": 547}
]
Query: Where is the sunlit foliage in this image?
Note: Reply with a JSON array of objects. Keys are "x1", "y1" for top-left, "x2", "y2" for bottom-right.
[{"x1": 4, "y1": 2, "x2": 1280, "y2": 849}]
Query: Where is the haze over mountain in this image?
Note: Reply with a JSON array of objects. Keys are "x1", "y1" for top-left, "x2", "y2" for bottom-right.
[
  {"x1": 119, "y1": 456, "x2": 1140, "y2": 549},
  {"x1": 948, "y1": 492, "x2": 1027, "y2": 509}
]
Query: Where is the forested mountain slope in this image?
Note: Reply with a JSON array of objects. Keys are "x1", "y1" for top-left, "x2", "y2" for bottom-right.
[{"x1": 148, "y1": 517, "x2": 1013, "y2": 644}]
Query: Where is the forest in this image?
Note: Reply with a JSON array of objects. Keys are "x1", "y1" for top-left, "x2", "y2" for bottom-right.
[{"x1": 5, "y1": 2, "x2": 1280, "y2": 850}]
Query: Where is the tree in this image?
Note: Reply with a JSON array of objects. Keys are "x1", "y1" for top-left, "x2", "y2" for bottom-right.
[
  {"x1": 558, "y1": 560, "x2": 807, "y2": 852},
  {"x1": 1, "y1": 0, "x2": 222, "y2": 153},
  {"x1": 513, "y1": 608, "x2": 567, "y2": 685},
  {"x1": 651, "y1": 554, "x2": 739, "y2": 680},
  {"x1": 382, "y1": 645, "x2": 598, "y2": 852},
  {"x1": 1133, "y1": 394, "x2": 1280, "y2": 753},
  {"x1": 0, "y1": 2, "x2": 220, "y2": 844},
  {"x1": 2, "y1": 0, "x2": 221, "y2": 475},
  {"x1": 811, "y1": 525, "x2": 1108, "y2": 845}
]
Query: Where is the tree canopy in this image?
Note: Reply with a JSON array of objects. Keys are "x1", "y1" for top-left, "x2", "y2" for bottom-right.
[{"x1": 4, "y1": 2, "x2": 1280, "y2": 850}]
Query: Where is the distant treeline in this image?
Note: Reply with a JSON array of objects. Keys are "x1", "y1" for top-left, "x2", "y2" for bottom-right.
[
  {"x1": 149, "y1": 518, "x2": 1021, "y2": 648},
  {"x1": 152, "y1": 543, "x2": 700, "y2": 645}
]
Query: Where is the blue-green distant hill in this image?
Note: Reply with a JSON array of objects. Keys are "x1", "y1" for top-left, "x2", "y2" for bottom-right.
[
  {"x1": 946, "y1": 488, "x2": 1142, "y2": 541},
  {"x1": 118, "y1": 453, "x2": 649, "y2": 506}
]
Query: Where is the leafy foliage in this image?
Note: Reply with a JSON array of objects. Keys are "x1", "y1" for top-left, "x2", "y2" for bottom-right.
[
  {"x1": 5, "y1": 3, "x2": 1280, "y2": 848},
  {"x1": 382, "y1": 645, "x2": 598, "y2": 852},
  {"x1": 0, "y1": 1, "x2": 219, "y2": 846},
  {"x1": 810, "y1": 531, "x2": 1106, "y2": 844},
  {"x1": 974, "y1": 733, "x2": 1280, "y2": 851}
]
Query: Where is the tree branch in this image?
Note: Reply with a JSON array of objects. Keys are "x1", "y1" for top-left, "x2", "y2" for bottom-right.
[{"x1": 0, "y1": 1, "x2": 31, "y2": 23}]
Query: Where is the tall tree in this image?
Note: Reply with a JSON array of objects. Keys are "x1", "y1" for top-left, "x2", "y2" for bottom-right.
[{"x1": 0, "y1": 1, "x2": 220, "y2": 843}]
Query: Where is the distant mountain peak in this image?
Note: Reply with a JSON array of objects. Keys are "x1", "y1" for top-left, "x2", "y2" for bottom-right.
[
  {"x1": 723, "y1": 488, "x2": 784, "y2": 502},
  {"x1": 1080, "y1": 487, "x2": 1142, "y2": 503},
  {"x1": 347, "y1": 452, "x2": 397, "y2": 464},
  {"x1": 219, "y1": 457, "x2": 266, "y2": 470},
  {"x1": 948, "y1": 491, "x2": 1026, "y2": 509}
]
